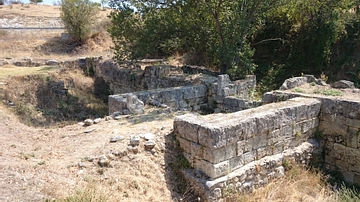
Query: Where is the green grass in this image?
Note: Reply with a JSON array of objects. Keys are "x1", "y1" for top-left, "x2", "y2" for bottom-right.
[
  {"x1": 292, "y1": 88, "x2": 305, "y2": 93},
  {"x1": 313, "y1": 89, "x2": 343, "y2": 96}
]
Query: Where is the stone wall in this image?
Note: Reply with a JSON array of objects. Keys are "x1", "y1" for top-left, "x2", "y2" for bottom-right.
[
  {"x1": 262, "y1": 90, "x2": 360, "y2": 186},
  {"x1": 108, "y1": 85, "x2": 209, "y2": 115},
  {"x1": 108, "y1": 74, "x2": 258, "y2": 115},
  {"x1": 173, "y1": 97, "x2": 321, "y2": 201}
]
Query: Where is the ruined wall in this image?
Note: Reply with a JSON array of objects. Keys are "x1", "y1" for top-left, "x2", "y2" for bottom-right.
[
  {"x1": 262, "y1": 91, "x2": 360, "y2": 186},
  {"x1": 173, "y1": 97, "x2": 321, "y2": 201},
  {"x1": 108, "y1": 74, "x2": 258, "y2": 115},
  {"x1": 108, "y1": 85, "x2": 209, "y2": 114}
]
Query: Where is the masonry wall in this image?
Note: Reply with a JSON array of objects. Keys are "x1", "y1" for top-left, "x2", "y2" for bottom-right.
[
  {"x1": 262, "y1": 91, "x2": 360, "y2": 185},
  {"x1": 174, "y1": 97, "x2": 321, "y2": 179}
]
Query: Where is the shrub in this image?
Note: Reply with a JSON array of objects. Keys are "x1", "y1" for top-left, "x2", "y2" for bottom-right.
[{"x1": 60, "y1": 0, "x2": 99, "y2": 44}]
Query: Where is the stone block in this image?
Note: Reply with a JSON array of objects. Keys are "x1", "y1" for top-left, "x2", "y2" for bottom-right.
[
  {"x1": 241, "y1": 117, "x2": 258, "y2": 139},
  {"x1": 237, "y1": 140, "x2": 245, "y2": 156},
  {"x1": 229, "y1": 156, "x2": 245, "y2": 171},
  {"x1": 194, "y1": 85, "x2": 207, "y2": 98},
  {"x1": 242, "y1": 151, "x2": 256, "y2": 165},
  {"x1": 346, "y1": 118, "x2": 360, "y2": 128},
  {"x1": 200, "y1": 144, "x2": 237, "y2": 164},
  {"x1": 195, "y1": 159, "x2": 230, "y2": 179},
  {"x1": 174, "y1": 114, "x2": 201, "y2": 142},
  {"x1": 253, "y1": 133, "x2": 267, "y2": 150},
  {"x1": 222, "y1": 123, "x2": 244, "y2": 146},
  {"x1": 178, "y1": 137, "x2": 192, "y2": 153},
  {"x1": 319, "y1": 121, "x2": 348, "y2": 136},
  {"x1": 198, "y1": 126, "x2": 226, "y2": 148},
  {"x1": 184, "y1": 87, "x2": 195, "y2": 99},
  {"x1": 280, "y1": 125, "x2": 293, "y2": 138},
  {"x1": 256, "y1": 112, "x2": 277, "y2": 133},
  {"x1": 244, "y1": 138, "x2": 253, "y2": 152},
  {"x1": 272, "y1": 141, "x2": 284, "y2": 155},
  {"x1": 256, "y1": 147, "x2": 269, "y2": 160},
  {"x1": 347, "y1": 127, "x2": 359, "y2": 149}
]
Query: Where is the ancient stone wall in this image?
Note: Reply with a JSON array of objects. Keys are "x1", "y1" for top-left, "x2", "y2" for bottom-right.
[
  {"x1": 262, "y1": 90, "x2": 360, "y2": 186},
  {"x1": 173, "y1": 97, "x2": 321, "y2": 201}
]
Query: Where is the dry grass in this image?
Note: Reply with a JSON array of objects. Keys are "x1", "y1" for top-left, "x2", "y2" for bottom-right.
[
  {"x1": 0, "y1": 65, "x2": 59, "y2": 79},
  {"x1": 243, "y1": 165, "x2": 334, "y2": 202},
  {"x1": 0, "y1": 4, "x2": 113, "y2": 60}
]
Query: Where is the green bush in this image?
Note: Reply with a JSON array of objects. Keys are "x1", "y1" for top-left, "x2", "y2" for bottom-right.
[{"x1": 60, "y1": 0, "x2": 99, "y2": 44}]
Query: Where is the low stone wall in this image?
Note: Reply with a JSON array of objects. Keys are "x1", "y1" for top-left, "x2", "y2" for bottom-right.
[
  {"x1": 108, "y1": 85, "x2": 209, "y2": 114},
  {"x1": 173, "y1": 97, "x2": 321, "y2": 201},
  {"x1": 262, "y1": 90, "x2": 360, "y2": 186}
]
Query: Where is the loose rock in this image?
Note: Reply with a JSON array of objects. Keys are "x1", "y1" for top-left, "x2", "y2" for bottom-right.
[
  {"x1": 127, "y1": 146, "x2": 139, "y2": 154},
  {"x1": 84, "y1": 119, "x2": 94, "y2": 126},
  {"x1": 94, "y1": 118, "x2": 101, "y2": 124},
  {"x1": 130, "y1": 135, "x2": 140, "y2": 146},
  {"x1": 144, "y1": 140, "x2": 156, "y2": 150},
  {"x1": 98, "y1": 155, "x2": 110, "y2": 167},
  {"x1": 331, "y1": 80, "x2": 355, "y2": 89},
  {"x1": 110, "y1": 136, "x2": 125, "y2": 143}
]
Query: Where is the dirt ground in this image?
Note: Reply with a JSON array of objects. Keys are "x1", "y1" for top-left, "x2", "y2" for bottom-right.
[{"x1": 0, "y1": 102, "x2": 197, "y2": 201}]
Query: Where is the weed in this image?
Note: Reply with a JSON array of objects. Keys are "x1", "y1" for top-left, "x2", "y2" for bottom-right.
[
  {"x1": 295, "y1": 131, "x2": 302, "y2": 137},
  {"x1": 310, "y1": 82, "x2": 316, "y2": 86},
  {"x1": 97, "y1": 168, "x2": 105, "y2": 175},
  {"x1": 320, "y1": 72, "x2": 328, "y2": 82},
  {"x1": 292, "y1": 88, "x2": 305, "y2": 93},
  {"x1": 10, "y1": 144, "x2": 16, "y2": 148},
  {"x1": 337, "y1": 184, "x2": 360, "y2": 202},
  {"x1": 314, "y1": 129, "x2": 323, "y2": 140},
  {"x1": 313, "y1": 89, "x2": 343, "y2": 96}
]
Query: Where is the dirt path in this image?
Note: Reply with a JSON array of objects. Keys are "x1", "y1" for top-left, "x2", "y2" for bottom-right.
[{"x1": 0, "y1": 104, "x2": 191, "y2": 201}]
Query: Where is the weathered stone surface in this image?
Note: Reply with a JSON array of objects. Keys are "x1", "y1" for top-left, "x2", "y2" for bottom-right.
[
  {"x1": 130, "y1": 135, "x2": 140, "y2": 146},
  {"x1": 84, "y1": 119, "x2": 94, "y2": 126},
  {"x1": 279, "y1": 77, "x2": 307, "y2": 90},
  {"x1": 126, "y1": 94, "x2": 144, "y2": 114},
  {"x1": 144, "y1": 140, "x2": 156, "y2": 150},
  {"x1": 331, "y1": 80, "x2": 355, "y2": 89},
  {"x1": 98, "y1": 155, "x2": 110, "y2": 167}
]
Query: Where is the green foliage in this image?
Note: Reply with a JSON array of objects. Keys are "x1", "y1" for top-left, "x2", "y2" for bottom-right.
[
  {"x1": 30, "y1": 0, "x2": 43, "y2": 4},
  {"x1": 254, "y1": 0, "x2": 355, "y2": 91},
  {"x1": 60, "y1": 0, "x2": 99, "y2": 44},
  {"x1": 108, "y1": 0, "x2": 277, "y2": 77},
  {"x1": 337, "y1": 184, "x2": 360, "y2": 202},
  {"x1": 313, "y1": 89, "x2": 343, "y2": 96}
]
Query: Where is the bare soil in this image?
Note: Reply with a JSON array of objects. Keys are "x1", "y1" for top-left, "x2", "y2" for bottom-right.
[{"x1": 0, "y1": 102, "x2": 196, "y2": 201}]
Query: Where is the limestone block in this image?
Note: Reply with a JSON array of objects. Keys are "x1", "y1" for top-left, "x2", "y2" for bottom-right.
[
  {"x1": 195, "y1": 159, "x2": 230, "y2": 179},
  {"x1": 217, "y1": 75, "x2": 230, "y2": 90},
  {"x1": 126, "y1": 94, "x2": 144, "y2": 114},
  {"x1": 272, "y1": 142, "x2": 284, "y2": 155},
  {"x1": 202, "y1": 144, "x2": 237, "y2": 163},
  {"x1": 346, "y1": 118, "x2": 360, "y2": 128},
  {"x1": 242, "y1": 151, "x2": 256, "y2": 165},
  {"x1": 256, "y1": 147, "x2": 269, "y2": 160},
  {"x1": 268, "y1": 129, "x2": 281, "y2": 145},
  {"x1": 184, "y1": 87, "x2": 195, "y2": 99},
  {"x1": 196, "y1": 97, "x2": 207, "y2": 105},
  {"x1": 306, "y1": 101, "x2": 321, "y2": 119},
  {"x1": 319, "y1": 121, "x2": 348, "y2": 136},
  {"x1": 256, "y1": 112, "x2": 277, "y2": 133},
  {"x1": 194, "y1": 85, "x2": 207, "y2": 98},
  {"x1": 301, "y1": 118, "x2": 319, "y2": 134},
  {"x1": 174, "y1": 88, "x2": 184, "y2": 101},
  {"x1": 229, "y1": 156, "x2": 245, "y2": 171},
  {"x1": 198, "y1": 126, "x2": 226, "y2": 148},
  {"x1": 325, "y1": 155, "x2": 335, "y2": 165},
  {"x1": 320, "y1": 98, "x2": 338, "y2": 114},
  {"x1": 274, "y1": 166, "x2": 285, "y2": 178},
  {"x1": 253, "y1": 133, "x2": 267, "y2": 150},
  {"x1": 280, "y1": 125, "x2": 293, "y2": 138},
  {"x1": 178, "y1": 137, "x2": 192, "y2": 153},
  {"x1": 347, "y1": 127, "x2": 359, "y2": 149},
  {"x1": 174, "y1": 114, "x2": 201, "y2": 142},
  {"x1": 277, "y1": 107, "x2": 296, "y2": 127},
  {"x1": 241, "y1": 117, "x2": 258, "y2": 139},
  {"x1": 186, "y1": 98, "x2": 197, "y2": 106},
  {"x1": 237, "y1": 140, "x2": 246, "y2": 156},
  {"x1": 222, "y1": 123, "x2": 244, "y2": 146},
  {"x1": 179, "y1": 100, "x2": 188, "y2": 108},
  {"x1": 294, "y1": 104, "x2": 308, "y2": 122}
]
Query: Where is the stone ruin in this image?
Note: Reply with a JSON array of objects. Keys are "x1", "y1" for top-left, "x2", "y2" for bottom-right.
[{"x1": 18, "y1": 57, "x2": 358, "y2": 201}]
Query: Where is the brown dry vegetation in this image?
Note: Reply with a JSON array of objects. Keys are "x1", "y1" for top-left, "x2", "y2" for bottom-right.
[{"x1": 0, "y1": 4, "x2": 113, "y2": 59}]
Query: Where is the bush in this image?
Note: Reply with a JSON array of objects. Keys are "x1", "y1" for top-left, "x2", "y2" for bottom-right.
[{"x1": 60, "y1": 0, "x2": 99, "y2": 44}]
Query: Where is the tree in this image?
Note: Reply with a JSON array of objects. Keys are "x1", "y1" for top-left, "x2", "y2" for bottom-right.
[
  {"x1": 30, "y1": 0, "x2": 43, "y2": 4},
  {"x1": 108, "y1": 0, "x2": 278, "y2": 77},
  {"x1": 60, "y1": 0, "x2": 99, "y2": 44}
]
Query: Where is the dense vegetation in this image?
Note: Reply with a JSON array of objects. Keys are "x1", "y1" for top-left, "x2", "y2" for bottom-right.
[{"x1": 107, "y1": 0, "x2": 360, "y2": 92}]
